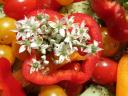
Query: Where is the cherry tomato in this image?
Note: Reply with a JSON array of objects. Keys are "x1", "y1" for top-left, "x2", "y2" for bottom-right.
[
  {"x1": 101, "y1": 27, "x2": 120, "y2": 57},
  {"x1": 56, "y1": 0, "x2": 73, "y2": 6},
  {"x1": 37, "y1": 0, "x2": 61, "y2": 11},
  {"x1": 0, "y1": 0, "x2": 5, "y2": 4},
  {"x1": 92, "y1": 57, "x2": 117, "y2": 85},
  {"x1": 39, "y1": 85, "x2": 67, "y2": 96},
  {"x1": 12, "y1": 42, "x2": 30, "y2": 61},
  {"x1": 0, "y1": 45, "x2": 15, "y2": 65},
  {"x1": 0, "y1": 17, "x2": 16, "y2": 44},
  {"x1": 58, "y1": 81, "x2": 83, "y2": 96},
  {"x1": 4, "y1": 0, "x2": 37, "y2": 20}
]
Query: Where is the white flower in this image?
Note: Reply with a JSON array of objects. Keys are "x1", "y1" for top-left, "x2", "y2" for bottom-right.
[
  {"x1": 19, "y1": 45, "x2": 26, "y2": 53},
  {"x1": 30, "y1": 58, "x2": 42, "y2": 74},
  {"x1": 15, "y1": 13, "x2": 102, "y2": 67},
  {"x1": 84, "y1": 40, "x2": 102, "y2": 54}
]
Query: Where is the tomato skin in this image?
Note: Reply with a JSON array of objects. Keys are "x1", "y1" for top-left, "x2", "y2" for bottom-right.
[
  {"x1": 91, "y1": 0, "x2": 128, "y2": 42},
  {"x1": 0, "y1": 0, "x2": 5, "y2": 4},
  {"x1": 0, "y1": 45, "x2": 15, "y2": 65},
  {"x1": 12, "y1": 42, "x2": 30, "y2": 61},
  {"x1": 4, "y1": 0, "x2": 37, "y2": 20},
  {"x1": 58, "y1": 81, "x2": 83, "y2": 96},
  {"x1": 56, "y1": 0, "x2": 73, "y2": 6},
  {"x1": 101, "y1": 27, "x2": 120, "y2": 57},
  {"x1": 92, "y1": 57, "x2": 117, "y2": 85},
  {"x1": 37, "y1": 0, "x2": 61, "y2": 11},
  {"x1": 0, "y1": 17, "x2": 16, "y2": 44},
  {"x1": 39, "y1": 85, "x2": 67, "y2": 96}
]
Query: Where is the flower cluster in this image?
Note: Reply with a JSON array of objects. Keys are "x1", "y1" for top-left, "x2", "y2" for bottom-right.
[{"x1": 14, "y1": 13, "x2": 101, "y2": 73}]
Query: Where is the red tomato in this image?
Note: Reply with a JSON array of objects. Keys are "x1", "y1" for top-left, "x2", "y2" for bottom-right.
[
  {"x1": 92, "y1": 57, "x2": 117, "y2": 85},
  {"x1": 58, "y1": 81, "x2": 83, "y2": 96},
  {"x1": 37, "y1": 0, "x2": 61, "y2": 11},
  {"x1": 101, "y1": 27, "x2": 120, "y2": 57},
  {"x1": 4, "y1": 0, "x2": 37, "y2": 20}
]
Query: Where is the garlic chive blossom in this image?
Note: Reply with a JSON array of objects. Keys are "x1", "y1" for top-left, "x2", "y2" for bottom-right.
[{"x1": 14, "y1": 13, "x2": 101, "y2": 73}]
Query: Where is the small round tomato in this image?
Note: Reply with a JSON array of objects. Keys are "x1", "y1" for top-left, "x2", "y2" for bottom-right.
[
  {"x1": 4, "y1": 0, "x2": 37, "y2": 20},
  {"x1": 56, "y1": 0, "x2": 73, "y2": 5},
  {"x1": 0, "y1": 0, "x2": 4, "y2": 4},
  {"x1": 58, "y1": 81, "x2": 83, "y2": 96},
  {"x1": 0, "y1": 17, "x2": 16, "y2": 44},
  {"x1": 37, "y1": 0, "x2": 61, "y2": 11},
  {"x1": 12, "y1": 42, "x2": 30, "y2": 61},
  {"x1": 0, "y1": 45, "x2": 15, "y2": 65},
  {"x1": 39, "y1": 85, "x2": 67, "y2": 96},
  {"x1": 92, "y1": 57, "x2": 117, "y2": 85},
  {"x1": 101, "y1": 27, "x2": 120, "y2": 57}
]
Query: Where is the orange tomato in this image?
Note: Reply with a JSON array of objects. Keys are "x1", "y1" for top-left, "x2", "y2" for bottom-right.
[
  {"x1": 116, "y1": 55, "x2": 128, "y2": 96},
  {"x1": 56, "y1": 0, "x2": 73, "y2": 5},
  {"x1": 0, "y1": 17, "x2": 16, "y2": 44},
  {"x1": 101, "y1": 27, "x2": 120, "y2": 57},
  {"x1": 12, "y1": 42, "x2": 30, "y2": 61},
  {"x1": 0, "y1": 45, "x2": 15, "y2": 65},
  {"x1": 0, "y1": 0, "x2": 5, "y2": 4}
]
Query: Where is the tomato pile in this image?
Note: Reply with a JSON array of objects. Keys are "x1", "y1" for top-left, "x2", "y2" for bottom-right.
[{"x1": 0, "y1": 0, "x2": 128, "y2": 96}]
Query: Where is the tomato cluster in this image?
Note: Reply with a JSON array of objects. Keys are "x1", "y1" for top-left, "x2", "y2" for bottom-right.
[{"x1": 0, "y1": 0, "x2": 127, "y2": 96}]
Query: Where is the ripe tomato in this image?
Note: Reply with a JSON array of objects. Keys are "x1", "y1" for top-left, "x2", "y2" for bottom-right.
[
  {"x1": 37, "y1": 0, "x2": 61, "y2": 11},
  {"x1": 58, "y1": 81, "x2": 83, "y2": 96},
  {"x1": 12, "y1": 42, "x2": 30, "y2": 61},
  {"x1": 56, "y1": 0, "x2": 73, "y2": 5},
  {"x1": 101, "y1": 27, "x2": 120, "y2": 57},
  {"x1": 39, "y1": 85, "x2": 67, "y2": 96},
  {"x1": 4, "y1": 0, "x2": 37, "y2": 20},
  {"x1": 0, "y1": 17, "x2": 16, "y2": 44},
  {"x1": 92, "y1": 57, "x2": 117, "y2": 85},
  {"x1": 0, "y1": 0, "x2": 5, "y2": 4},
  {"x1": 0, "y1": 45, "x2": 15, "y2": 65}
]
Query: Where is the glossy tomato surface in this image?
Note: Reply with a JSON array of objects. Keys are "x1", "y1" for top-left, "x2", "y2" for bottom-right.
[
  {"x1": 0, "y1": 45, "x2": 15, "y2": 65},
  {"x1": 39, "y1": 85, "x2": 67, "y2": 96},
  {"x1": 101, "y1": 27, "x2": 120, "y2": 57},
  {"x1": 37, "y1": 0, "x2": 61, "y2": 10},
  {"x1": 0, "y1": 17, "x2": 16, "y2": 44},
  {"x1": 92, "y1": 57, "x2": 117, "y2": 85},
  {"x1": 4, "y1": 0, "x2": 37, "y2": 20}
]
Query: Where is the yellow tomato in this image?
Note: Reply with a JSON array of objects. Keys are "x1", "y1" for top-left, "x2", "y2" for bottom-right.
[
  {"x1": 0, "y1": 17, "x2": 16, "y2": 44},
  {"x1": 0, "y1": 45, "x2": 15, "y2": 65},
  {"x1": 56, "y1": 0, "x2": 73, "y2": 6},
  {"x1": 39, "y1": 85, "x2": 67, "y2": 96}
]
